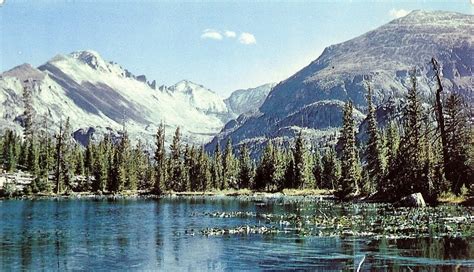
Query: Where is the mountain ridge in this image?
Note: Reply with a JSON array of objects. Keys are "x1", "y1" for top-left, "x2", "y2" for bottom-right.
[
  {"x1": 0, "y1": 50, "x2": 273, "y2": 146},
  {"x1": 208, "y1": 10, "x2": 473, "y2": 153}
]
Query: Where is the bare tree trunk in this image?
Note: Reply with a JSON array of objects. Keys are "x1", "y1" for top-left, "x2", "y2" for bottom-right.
[
  {"x1": 55, "y1": 122, "x2": 63, "y2": 195},
  {"x1": 431, "y1": 58, "x2": 448, "y2": 171}
]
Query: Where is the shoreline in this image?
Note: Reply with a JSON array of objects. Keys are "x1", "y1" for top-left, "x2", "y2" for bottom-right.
[
  {"x1": 1, "y1": 189, "x2": 472, "y2": 206},
  {"x1": 0, "y1": 189, "x2": 337, "y2": 201}
]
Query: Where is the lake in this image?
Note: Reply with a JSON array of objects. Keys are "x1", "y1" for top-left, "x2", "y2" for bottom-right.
[{"x1": 0, "y1": 196, "x2": 473, "y2": 271}]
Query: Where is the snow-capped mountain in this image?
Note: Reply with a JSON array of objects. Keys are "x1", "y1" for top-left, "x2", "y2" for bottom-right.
[
  {"x1": 208, "y1": 10, "x2": 473, "y2": 151},
  {"x1": 225, "y1": 83, "x2": 276, "y2": 117},
  {"x1": 0, "y1": 50, "x2": 269, "y2": 146}
]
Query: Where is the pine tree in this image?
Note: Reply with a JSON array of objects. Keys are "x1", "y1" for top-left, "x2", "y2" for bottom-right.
[
  {"x1": 154, "y1": 123, "x2": 167, "y2": 194},
  {"x1": 272, "y1": 143, "x2": 286, "y2": 190},
  {"x1": 26, "y1": 137, "x2": 40, "y2": 177},
  {"x1": 211, "y1": 143, "x2": 223, "y2": 190},
  {"x1": 255, "y1": 141, "x2": 276, "y2": 191},
  {"x1": 84, "y1": 139, "x2": 94, "y2": 190},
  {"x1": 385, "y1": 72, "x2": 427, "y2": 199},
  {"x1": 312, "y1": 149, "x2": 323, "y2": 189},
  {"x1": 92, "y1": 143, "x2": 108, "y2": 192},
  {"x1": 196, "y1": 146, "x2": 211, "y2": 191},
  {"x1": 293, "y1": 131, "x2": 313, "y2": 189},
  {"x1": 222, "y1": 139, "x2": 237, "y2": 190},
  {"x1": 284, "y1": 151, "x2": 296, "y2": 189},
  {"x1": 2, "y1": 130, "x2": 19, "y2": 172},
  {"x1": 133, "y1": 140, "x2": 149, "y2": 190},
  {"x1": 444, "y1": 93, "x2": 472, "y2": 195},
  {"x1": 238, "y1": 143, "x2": 252, "y2": 189},
  {"x1": 169, "y1": 127, "x2": 185, "y2": 191},
  {"x1": 60, "y1": 118, "x2": 74, "y2": 192},
  {"x1": 321, "y1": 147, "x2": 340, "y2": 190},
  {"x1": 337, "y1": 101, "x2": 359, "y2": 199},
  {"x1": 364, "y1": 83, "x2": 384, "y2": 193},
  {"x1": 384, "y1": 121, "x2": 400, "y2": 173},
  {"x1": 183, "y1": 144, "x2": 192, "y2": 191}
]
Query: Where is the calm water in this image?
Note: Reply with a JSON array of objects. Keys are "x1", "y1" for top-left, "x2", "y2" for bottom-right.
[{"x1": 0, "y1": 197, "x2": 473, "y2": 271}]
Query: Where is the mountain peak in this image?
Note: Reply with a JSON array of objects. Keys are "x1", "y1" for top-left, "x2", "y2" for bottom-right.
[
  {"x1": 392, "y1": 9, "x2": 470, "y2": 25},
  {"x1": 69, "y1": 50, "x2": 109, "y2": 71},
  {"x1": 2, "y1": 63, "x2": 45, "y2": 81},
  {"x1": 171, "y1": 80, "x2": 215, "y2": 94}
]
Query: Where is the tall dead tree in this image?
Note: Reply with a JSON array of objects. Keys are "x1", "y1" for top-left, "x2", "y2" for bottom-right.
[
  {"x1": 55, "y1": 121, "x2": 63, "y2": 194},
  {"x1": 431, "y1": 57, "x2": 448, "y2": 172}
]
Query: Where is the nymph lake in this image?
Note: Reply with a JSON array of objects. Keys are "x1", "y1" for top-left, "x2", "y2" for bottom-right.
[{"x1": 0, "y1": 197, "x2": 473, "y2": 271}]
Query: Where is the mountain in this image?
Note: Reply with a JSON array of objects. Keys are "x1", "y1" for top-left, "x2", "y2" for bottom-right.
[
  {"x1": 224, "y1": 83, "x2": 276, "y2": 117},
  {"x1": 207, "y1": 10, "x2": 474, "y2": 152},
  {"x1": 0, "y1": 50, "x2": 274, "y2": 146}
]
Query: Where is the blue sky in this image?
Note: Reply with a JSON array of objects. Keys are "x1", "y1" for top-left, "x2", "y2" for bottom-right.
[{"x1": 0, "y1": 1, "x2": 472, "y2": 96}]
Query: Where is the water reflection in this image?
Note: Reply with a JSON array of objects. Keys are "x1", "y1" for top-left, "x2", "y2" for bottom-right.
[{"x1": 0, "y1": 197, "x2": 472, "y2": 271}]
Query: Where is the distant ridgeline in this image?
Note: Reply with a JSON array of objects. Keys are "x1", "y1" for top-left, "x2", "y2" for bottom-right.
[{"x1": 0, "y1": 50, "x2": 274, "y2": 147}]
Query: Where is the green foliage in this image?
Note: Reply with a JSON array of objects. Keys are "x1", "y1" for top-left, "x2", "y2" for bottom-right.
[
  {"x1": 211, "y1": 143, "x2": 223, "y2": 190},
  {"x1": 238, "y1": 144, "x2": 252, "y2": 189},
  {"x1": 444, "y1": 93, "x2": 472, "y2": 195},
  {"x1": 222, "y1": 139, "x2": 237, "y2": 190},
  {"x1": 154, "y1": 123, "x2": 167, "y2": 194},
  {"x1": 364, "y1": 83, "x2": 385, "y2": 193},
  {"x1": 292, "y1": 131, "x2": 313, "y2": 189},
  {"x1": 337, "y1": 100, "x2": 360, "y2": 199}
]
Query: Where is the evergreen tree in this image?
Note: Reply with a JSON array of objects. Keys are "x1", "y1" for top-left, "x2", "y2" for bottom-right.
[
  {"x1": 238, "y1": 143, "x2": 252, "y2": 189},
  {"x1": 293, "y1": 131, "x2": 313, "y2": 189},
  {"x1": 222, "y1": 139, "x2": 237, "y2": 190},
  {"x1": 133, "y1": 140, "x2": 149, "y2": 190},
  {"x1": 321, "y1": 147, "x2": 340, "y2": 190},
  {"x1": 110, "y1": 129, "x2": 131, "y2": 192},
  {"x1": 284, "y1": 151, "x2": 295, "y2": 189},
  {"x1": 385, "y1": 72, "x2": 427, "y2": 199},
  {"x1": 337, "y1": 101, "x2": 359, "y2": 199},
  {"x1": 272, "y1": 143, "x2": 286, "y2": 190},
  {"x1": 384, "y1": 122, "x2": 400, "y2": 173},
  {"x1": 312, "y1": 149, "x2": 323, "y2": 189},
  {"x1": 364, "y1": 83, "x2": 384, "y2": 193},
  {"x1": 60, "y1": 118, "x2": 74, "y2": 192},
  {"x1": 183, "y1": 144, "x2": 192, "y2": 191},
  {"x1": 444, "y1": 93, "x2": 472, "y2": 195},
  {"x1": 168, "y1": 127, "x2": 185, "y2": 191},
  {"x1": 154, "y1": 123, "x2": 167, "y2": 194},
  {"x1": 211, "y1": 143, "x2": 223, "y2": 190},
  {"x1": 2, "y1": 130, "x2": 19, "y2": 172},
  {"x1": 196, "y1": 146, "x2": 211, "y2": 191},
  {"x1": 84, "y1": 139, "x2": 94, "y2": 190},
  {"x1": 26, "y1": 137, "x2": 40, "y2": 177},
  {"x1": 92, "y1": 143, "x2": 108, "y2": 192},
  {"x1": 255, "y1": 141, "x2": 276, "y2": 191}
]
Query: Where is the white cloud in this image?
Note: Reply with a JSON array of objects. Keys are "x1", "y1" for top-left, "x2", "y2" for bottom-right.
[
  {"x1": 201, "y1": 29, "x2": 256, "y2": 45},
  {"x1": 389, "y1": 8, "x2": 410, "y2": 19},
  {"x1": 238, "y1": 32, "x2": 257, "y2": 45},
  {"x1": 201, "y1": 30, "x2": 223, "y2": 40},
  {"x1": 224, "y1": 30, "x2": 236, "y2": 38}
]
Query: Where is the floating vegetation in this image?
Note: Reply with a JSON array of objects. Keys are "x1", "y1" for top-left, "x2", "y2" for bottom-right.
[{"x1": 186, "y1": 201, "x2": 474, "y2": 240}]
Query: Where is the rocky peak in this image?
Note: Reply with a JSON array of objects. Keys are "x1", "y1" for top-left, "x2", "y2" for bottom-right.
[
  {"x1": 2, "y1": 63, "x2": 45, "y2": 82},
  {"x1": 69, "y1": 50, "x2": 110, "y2": 72}
]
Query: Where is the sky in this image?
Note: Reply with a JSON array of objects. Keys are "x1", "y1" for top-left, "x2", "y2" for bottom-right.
[{"x1": 0, "y1": 1, "x2": 472, "y2": 97}]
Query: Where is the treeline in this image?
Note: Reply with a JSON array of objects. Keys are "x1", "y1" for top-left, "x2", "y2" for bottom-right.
[{"x1": 1, "y1": 64, "x2": 472, "y2": 202}]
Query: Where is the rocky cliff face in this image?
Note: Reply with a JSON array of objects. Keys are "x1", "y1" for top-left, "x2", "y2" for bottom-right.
[
  {"x1": 207, "y1": 10, "x2": 473, "y2": 152},
  {"x1": 224, "y1": 83, "x2": 276, "y2": 117}
]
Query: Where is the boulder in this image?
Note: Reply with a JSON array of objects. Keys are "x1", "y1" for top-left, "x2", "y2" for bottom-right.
[{"x1": 396, "y1": 193, "x2": 426, "y2": 207}]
